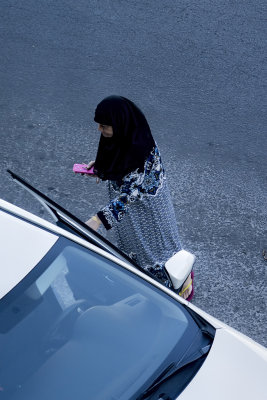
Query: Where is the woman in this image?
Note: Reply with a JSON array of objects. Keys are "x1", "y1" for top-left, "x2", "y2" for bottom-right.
[{"x1": 85, "y1": 95, "x2": 193, "y2": 300}]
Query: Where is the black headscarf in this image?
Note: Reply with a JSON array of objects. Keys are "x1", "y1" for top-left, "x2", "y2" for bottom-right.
[{"x1": 93, "y1": 96, "x2": 155, "y2": 181}]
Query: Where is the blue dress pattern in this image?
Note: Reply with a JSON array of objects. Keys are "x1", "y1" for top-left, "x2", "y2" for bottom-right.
[{"x1": 97, "y1": 145, "x2": 182, "y2": 288}]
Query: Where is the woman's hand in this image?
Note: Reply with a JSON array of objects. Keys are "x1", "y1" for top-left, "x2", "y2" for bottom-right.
[
  {"x1": 85, "y1": 215, "x2": 102, "y2": 231},
  {"x1": 83, "y1": 160, "x2": 100, "y2": 183},
  {"x1": 85, "y1": 160, "x2": 95, "y2": 170}
]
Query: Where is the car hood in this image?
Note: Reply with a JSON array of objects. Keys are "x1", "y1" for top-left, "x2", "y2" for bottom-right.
[{"x1": 178, "y1": 326, "x2": 267, "y2": 400}]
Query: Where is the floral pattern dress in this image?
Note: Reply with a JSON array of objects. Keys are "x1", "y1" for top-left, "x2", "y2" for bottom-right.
[{"x1": 97, "y1": 145, "x2": 182, "y2": 288}]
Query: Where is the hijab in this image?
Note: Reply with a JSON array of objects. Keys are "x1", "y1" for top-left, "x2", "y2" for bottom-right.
[{"x1": 93, "y1": 95, "x2": 155, "y2": 181}]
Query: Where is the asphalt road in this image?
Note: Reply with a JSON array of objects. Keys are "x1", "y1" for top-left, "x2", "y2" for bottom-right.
[{"x1": 0, "y1": 0, "x2": 266, "y2": 346}]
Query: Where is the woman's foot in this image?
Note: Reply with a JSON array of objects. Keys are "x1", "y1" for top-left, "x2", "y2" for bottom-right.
[{"x1": 179, "y1": 272, "x2": 194, "y2": 300}]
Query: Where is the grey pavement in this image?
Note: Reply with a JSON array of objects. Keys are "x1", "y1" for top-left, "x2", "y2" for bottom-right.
[{"x1": 0, "y1": 0, "x2": 266, "y2": 346}]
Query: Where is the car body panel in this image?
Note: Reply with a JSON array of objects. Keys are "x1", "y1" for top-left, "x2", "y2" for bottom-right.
[{"x1": 179, "y1": 327, "x2": 267, "y2": 399}]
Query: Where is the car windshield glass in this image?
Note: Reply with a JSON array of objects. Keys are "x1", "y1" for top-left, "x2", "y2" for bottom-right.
[{"x1": 0, "y1": 237, "x2": 210, "y2": 400}]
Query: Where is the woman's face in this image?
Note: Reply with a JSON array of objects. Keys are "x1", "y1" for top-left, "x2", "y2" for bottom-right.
[{"x1": 98, "y1": 124, "x2": 113, "y2": 138}]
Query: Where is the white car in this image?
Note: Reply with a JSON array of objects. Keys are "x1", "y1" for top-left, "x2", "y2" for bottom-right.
[{"x1": 0, "y1": 170, "x2": 266, "y2": 400}]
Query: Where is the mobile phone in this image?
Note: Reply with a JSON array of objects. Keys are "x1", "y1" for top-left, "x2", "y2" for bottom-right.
[{"x1": 73, "y1": 164, "x2": 95, "y2": 175}]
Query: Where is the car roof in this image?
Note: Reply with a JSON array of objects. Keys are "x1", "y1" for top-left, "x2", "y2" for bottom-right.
[{"x1": 0, "y1": 201, "x2": 58, "y2": 299}]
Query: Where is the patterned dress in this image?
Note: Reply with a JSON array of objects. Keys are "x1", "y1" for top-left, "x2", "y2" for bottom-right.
[{"x1": 97, "y1": 145, "x2": 182, "y2": 288}]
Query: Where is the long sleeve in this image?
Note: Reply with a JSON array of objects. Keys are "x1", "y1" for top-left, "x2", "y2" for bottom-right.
[
  {"x1": 97, "y1": 145, "x2": 164, "y2": 230},
  {"x1": 97, "y1": 172, "x2": 145, "y2": 230}
]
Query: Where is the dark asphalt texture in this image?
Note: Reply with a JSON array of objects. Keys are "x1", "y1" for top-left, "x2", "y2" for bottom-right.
[{"x1": 0, "y1": 1, "x2": 266, "y2": 346}]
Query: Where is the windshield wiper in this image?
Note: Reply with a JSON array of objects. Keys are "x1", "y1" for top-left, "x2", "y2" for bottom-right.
[{"x1": 137, "y1": 344, "x2": 211, "y2": 400}]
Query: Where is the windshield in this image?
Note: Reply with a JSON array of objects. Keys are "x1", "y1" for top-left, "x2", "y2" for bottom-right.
[{"x1": 0, "y1": 237, "x2": 211, "y2": 400}]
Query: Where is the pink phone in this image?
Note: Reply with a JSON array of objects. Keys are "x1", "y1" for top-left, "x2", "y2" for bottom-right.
[{"x1": 73, "y1": 164, "x2": 95, "y2": 175}]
